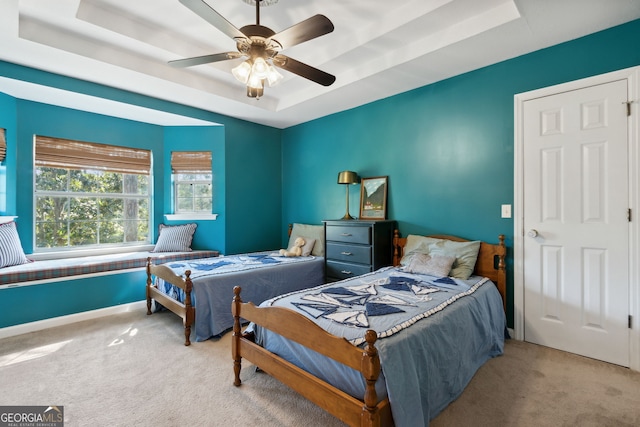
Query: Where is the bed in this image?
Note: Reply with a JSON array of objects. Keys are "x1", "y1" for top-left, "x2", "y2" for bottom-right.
[
  {"x1": 146, "y1": 223, "x2": 325, "y2": 345},
  {"x1": 231, "y1": 231, "x2": 506, "y2": 427}
]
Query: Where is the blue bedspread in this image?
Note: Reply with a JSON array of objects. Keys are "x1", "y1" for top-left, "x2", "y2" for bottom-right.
[
  {"x1": 251, "y1": 266, "x2": 506, "y2": 427},
  {"x1": 155, "y1": 252, "x2": 325, "y2": 341}
]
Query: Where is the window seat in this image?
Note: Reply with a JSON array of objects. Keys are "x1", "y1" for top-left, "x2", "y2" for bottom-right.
[{"x1": 0, "y1": 250, "x2": 220, "y2": 286}]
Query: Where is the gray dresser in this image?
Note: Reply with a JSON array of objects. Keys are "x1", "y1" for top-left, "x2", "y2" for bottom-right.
[{"x1": 323, "y1": 219, "x2": 396, "y2": 282}]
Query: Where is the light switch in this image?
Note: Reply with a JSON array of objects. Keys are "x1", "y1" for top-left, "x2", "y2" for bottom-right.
[{"x1": 501, "y1": 204, "x2": 512, "y2": 218}]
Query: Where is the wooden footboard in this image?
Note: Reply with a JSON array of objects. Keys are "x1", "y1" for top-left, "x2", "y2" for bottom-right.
[
  {"x1": 232, "y1": 286, "x2": 393, "y2": 427},
  {"x1": 146, "y1": 257, "x2": 194, "y2": 346}
]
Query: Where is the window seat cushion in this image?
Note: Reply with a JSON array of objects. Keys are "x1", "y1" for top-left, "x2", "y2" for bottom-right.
[{"x1": 0, "y1": 250, "x2": 219, "y2": 286}]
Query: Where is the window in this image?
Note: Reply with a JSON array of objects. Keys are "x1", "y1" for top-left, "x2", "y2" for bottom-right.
[
  {"x1": 34, "y1": 136, "x2": 151, "y2": 251},
  {"x1": 171, "y1": 151, "x2": 212, "y2": 214}
]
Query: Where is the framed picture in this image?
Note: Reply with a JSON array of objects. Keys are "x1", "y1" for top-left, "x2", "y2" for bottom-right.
[{"x1": 359, "y1": 176, "x2": 388, "y2": 220}]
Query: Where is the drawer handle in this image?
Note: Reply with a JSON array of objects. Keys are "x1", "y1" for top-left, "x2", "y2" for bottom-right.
[
  {"x1": 340, "y1": 233, "x2": 352, "y2": 237},
  {"x1": 340, "y1": 251, "x2": 353, "y2": 256},
  {"x1": 340, "y1": 270, "x2": 352, "y2": 275}
]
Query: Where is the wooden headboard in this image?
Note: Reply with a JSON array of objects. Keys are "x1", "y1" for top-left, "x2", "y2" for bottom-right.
[{"x1": 392, "y1": 230, "x2": 507, "y2": 310}]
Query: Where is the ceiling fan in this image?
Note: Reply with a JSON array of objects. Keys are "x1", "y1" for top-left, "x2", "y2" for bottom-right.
[{"x1": 169, "y1": 0, "x2": 336, "y2": 98}]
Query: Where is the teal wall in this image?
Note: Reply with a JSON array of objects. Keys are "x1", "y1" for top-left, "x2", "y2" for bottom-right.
[
  {"x1": 2, "y1": 19, "x2": 640, "y2": 329},
  {"x1": 0, "y1": 60, "x2": 284, "y2": 255},
  {"x1": 281, "y1": 19, "x2": 640, "y2": 326},
  {"x1": 0, "y1": 62, "x2": 282, "y2": 328},
  {"x1": 163, "y1": 125, "x2": 226, "y2": 251},
  {"x1": 0, "y1": 271, "x2": 147, "y2": 327},
  {"x1": 224, "y1": 119, "x2": 283, "y2": 253}
]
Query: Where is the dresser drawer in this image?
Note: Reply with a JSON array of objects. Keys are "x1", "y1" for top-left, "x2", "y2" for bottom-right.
[
  {"x1": 326, "y1": 260, "x2": 372, "y2": 280},
  {"x1": 325, "y1": 225, "x2": 371, "y2": 244},
  {"x1": 326, "y1": 242, "x2": 371, "y2": 264}
]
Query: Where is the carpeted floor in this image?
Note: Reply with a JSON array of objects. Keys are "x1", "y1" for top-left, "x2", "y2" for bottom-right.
[{"x1": 0, "y1": 310, "x2": 638, "y2": 426}]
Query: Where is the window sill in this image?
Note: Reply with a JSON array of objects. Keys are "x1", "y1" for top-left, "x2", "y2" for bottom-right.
[
  {"x1": 164, "y1": 213, "x2": 218, "y2": 221},
  {"x1": 29, "y1": 245, "x2": 155, "y2": 261}
]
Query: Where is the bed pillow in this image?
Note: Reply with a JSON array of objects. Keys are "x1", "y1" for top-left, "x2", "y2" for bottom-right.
[
  {"x1": 0, "y1": 221, "x2": 30, "y2": 268},
  {"x1": 403, "y1": 253, "x2": 456, "y2": 277},
  {"x1": 298, "y1": 238, "x2": 316, "y2": 257},
  {"x1": 427, "y1": 239, "x2": 481, "y2": 280},
  {"x1": 289, "y1": 223, "x2": 324, "y2": 256},
  {"x1": 400, "y1": 235, "x2": 442, "y2": 266},
  {"x1": 152, "y1": 223, "x2": 197, "y2": 252}
]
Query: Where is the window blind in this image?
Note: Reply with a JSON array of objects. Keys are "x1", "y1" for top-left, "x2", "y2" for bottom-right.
[
  {"x1": 0, "y1": 128, "x2": 6, "y2": 162},
  {"x1": 171, "y1": 151, "x2": 212, "y2": 174},
  {"x1": 35, "y1": 135, "x2": 151, "y2": 175}
]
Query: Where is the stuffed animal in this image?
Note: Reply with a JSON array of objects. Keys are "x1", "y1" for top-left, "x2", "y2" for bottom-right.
[{"x1": 279, "y1": 237, "x2": 306, "y2": 257}]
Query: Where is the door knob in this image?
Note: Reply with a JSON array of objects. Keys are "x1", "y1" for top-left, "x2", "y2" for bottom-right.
[{"x1": 528, "y1": 229, "x2": 538, "y2": 238}]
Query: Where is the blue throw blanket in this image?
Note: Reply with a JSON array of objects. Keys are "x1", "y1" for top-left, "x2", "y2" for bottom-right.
[
  {"x1": 264, "y1": 267, "x2": 490, "y2": 345},
  {"x1": 164, "y1": 252, "x2": 313, "y2": 279}
]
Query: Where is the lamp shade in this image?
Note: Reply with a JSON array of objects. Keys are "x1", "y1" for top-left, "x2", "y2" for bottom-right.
[{"x1": 337, "y1": 171, "x2": 359, "y2": 185}]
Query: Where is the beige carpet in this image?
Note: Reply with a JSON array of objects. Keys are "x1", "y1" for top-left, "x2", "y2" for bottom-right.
[{"x1": 0, "y1": 310, "x2": 638, "y2": 427}]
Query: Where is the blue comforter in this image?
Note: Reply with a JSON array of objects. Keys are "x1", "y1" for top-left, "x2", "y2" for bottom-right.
[
  {"x1": 251, "y1": 266, "x2": 506, "y2": 427},
  {"x1": 155, "y1": 252, "x2": 325, "y2": 341}
]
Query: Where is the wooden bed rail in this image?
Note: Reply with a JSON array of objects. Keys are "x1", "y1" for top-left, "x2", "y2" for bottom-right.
[
  {"x1": 232, "y1": 286, "x2": 393, "y2": 427},
  {"x1": 146, "y1": 258, "x2": 194, "y2": 346}
]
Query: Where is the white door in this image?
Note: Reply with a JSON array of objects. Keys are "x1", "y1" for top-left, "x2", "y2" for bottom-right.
[{"x1": 523, "y1": 79, "x2": 630, "y2": 367}]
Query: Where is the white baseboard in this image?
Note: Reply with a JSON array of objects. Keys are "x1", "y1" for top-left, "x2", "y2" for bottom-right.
[{"x1": 0, "y1": 300, "x2": 147, "y2": 340}]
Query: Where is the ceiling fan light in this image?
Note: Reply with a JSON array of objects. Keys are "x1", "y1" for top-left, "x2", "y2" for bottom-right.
[
  {"x1": 247, "y1": 73, "x2": 264, "y2": 89},
  {"x1": 251, "y1": 57, "x2": 269, "y2": 78},
  {"x1": 266, "y1": 65, "x2": 283, "y2": 87},
  {"x1": 232, "y1": 61, "x2": 252, "y2": 84}
]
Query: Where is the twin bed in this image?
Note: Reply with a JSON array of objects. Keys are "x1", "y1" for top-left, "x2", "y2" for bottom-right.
[
  {"x1": 232, "y1": 231, "x2": 506, "y2": 427},
  {"x1": 146, "y1": 223, "x2": 325, "y2": 345}
]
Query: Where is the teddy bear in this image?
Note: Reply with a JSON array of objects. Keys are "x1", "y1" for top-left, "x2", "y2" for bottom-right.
[{"x1": 279, "y1": 237, "x2": 306, "y2": 257}]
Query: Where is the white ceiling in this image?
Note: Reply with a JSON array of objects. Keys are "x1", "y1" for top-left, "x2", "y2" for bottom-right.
[{"x1": 0, "y1": 0, "x2": 639, "y2": 129}]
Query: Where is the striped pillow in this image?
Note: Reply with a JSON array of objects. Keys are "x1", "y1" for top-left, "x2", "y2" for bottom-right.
[
  {"x1": 152, "y1": 223, "x2": 197, "y2": 252},
  {"x1": 0, "y1": 221, "x2": 30, "y2": 268}
]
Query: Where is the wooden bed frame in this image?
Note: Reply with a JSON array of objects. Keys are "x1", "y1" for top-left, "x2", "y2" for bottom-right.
[
  {"x1": 146, "y1": 260, "x2": 195, "y2": 345},
  {"x1": 232, "y1": 231, "x2": 506, "y2": 427}
]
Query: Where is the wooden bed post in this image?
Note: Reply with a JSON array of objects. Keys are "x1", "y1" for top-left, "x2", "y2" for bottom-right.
[
  {"x1": 392, "y1": 229, "x2": 401, "y2": 266},
  {"x1": 146, "y1": 257, "x2": 153, "y2": 315},
  {"x1": 232, "y1": 286, "x2": 243, "y2": 387},
  {"x1": 497, "y1": 234, "x2": 507, "y2": 311},
  {"x1": 361, "y1": 329, "x2": 381, "y2": 427},
  {"x1": 183, "y1": 270, "x2": 193, "y2": 346}
]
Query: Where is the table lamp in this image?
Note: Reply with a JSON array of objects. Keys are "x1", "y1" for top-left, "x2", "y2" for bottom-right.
[{"x1": 337, "y1": 171, "x2": 359, "y2": 219}]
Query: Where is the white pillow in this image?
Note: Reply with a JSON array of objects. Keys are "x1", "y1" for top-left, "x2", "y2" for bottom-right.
[
  {"x1": 400, "y1": 235, "x2": 442, "y2": 265},
  {"x1": 152, "y1": 223, "x2": 197, "y2": 252},
  {"x1": 288, "y1": 223, "x2": 324, "y2": 256},
  {"x1": 0, "y1": 221, "x2": 30, "y2": 268},
  {"x1": 403, "y1": 253, "x2": 456, "y2": 277}
]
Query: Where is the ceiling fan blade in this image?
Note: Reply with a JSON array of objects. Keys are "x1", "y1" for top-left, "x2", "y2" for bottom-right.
[
  {"x1": 268, "y1": 15, "x2": 334, "y2": 49},
  {"x1": 273, "y1": 55, "x2": 335, "y2": 87},
  {"x1": 179, "y1": 0, "x2": 246, "y2": 40},
  {"x1": 168, "y1": 52, "x2": 241, "y2": 68}
]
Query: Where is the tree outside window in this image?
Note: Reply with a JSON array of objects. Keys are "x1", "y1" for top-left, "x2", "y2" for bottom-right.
[{"x1": 34, "y1": 136, "x2": 151, "y2": 251}]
